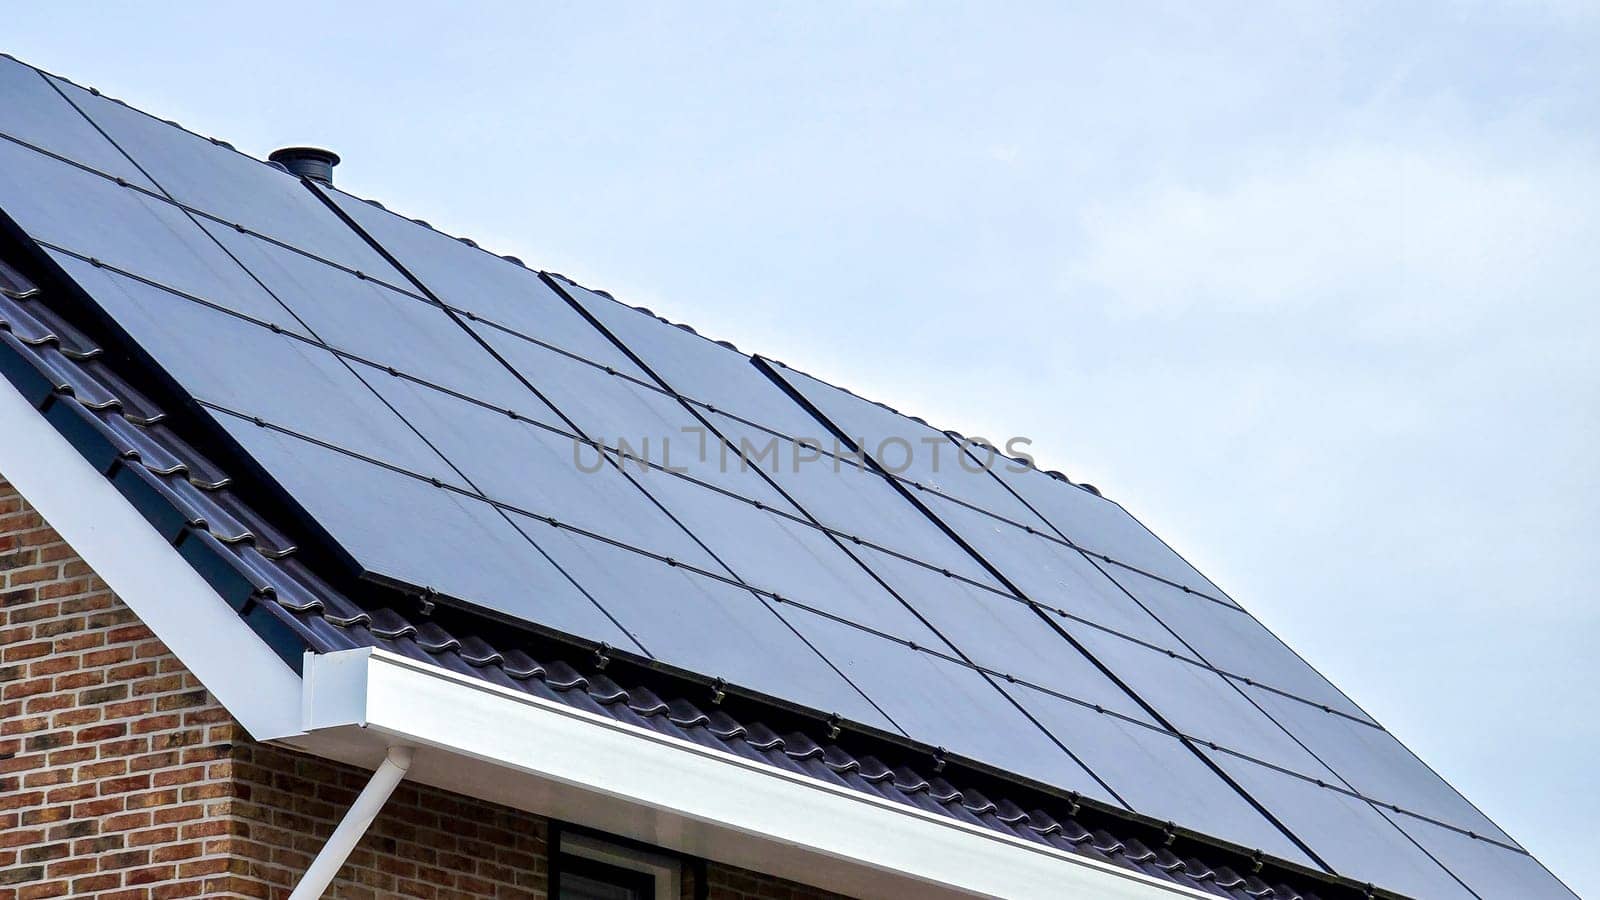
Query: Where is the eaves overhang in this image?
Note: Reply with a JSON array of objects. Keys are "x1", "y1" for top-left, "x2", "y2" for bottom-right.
[{"x1": 287, "y1": 646, "x2": 1217, "y2": 900}]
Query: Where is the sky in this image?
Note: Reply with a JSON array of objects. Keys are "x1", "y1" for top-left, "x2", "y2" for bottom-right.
[{"x1": 8, "y1": 2, "x2": 1597, "y2": 894}]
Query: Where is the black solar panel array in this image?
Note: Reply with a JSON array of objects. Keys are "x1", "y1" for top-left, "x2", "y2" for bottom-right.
[{"x1": 0, "y1": 54, "x2": 1572, "y2": 899}]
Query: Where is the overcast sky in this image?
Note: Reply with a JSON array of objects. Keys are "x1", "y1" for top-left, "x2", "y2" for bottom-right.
[{"x1": 10, "y1": 3, "x2": 1597, "y2": 894}]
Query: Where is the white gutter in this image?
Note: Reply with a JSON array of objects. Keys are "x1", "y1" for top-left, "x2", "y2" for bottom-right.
[
  {"x1": 289, "y1": 647, "x2": 1212, "y2": 900},
  {"x1": 288, "y1": 745, "x2": 413, "y2": 900}
]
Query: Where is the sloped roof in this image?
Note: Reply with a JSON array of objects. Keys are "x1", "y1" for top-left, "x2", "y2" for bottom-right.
[
  {"x1": 2, "y1": 260, "x2": 1334, "y2": 900},
  {"x1": 0, "y1": 53, "x2": 1574, "y2": 899}
]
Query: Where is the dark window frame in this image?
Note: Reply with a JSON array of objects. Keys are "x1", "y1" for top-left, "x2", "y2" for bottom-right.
[
  {"x1": 550, "y1": 821, "x2": 691, "y2": 900},
  {"x1": 557, "y1": 852, "x2": 659, "y2": 899}
]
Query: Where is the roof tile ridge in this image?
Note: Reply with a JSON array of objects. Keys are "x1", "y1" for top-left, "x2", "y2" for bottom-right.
[
  {"x1": 4, "y1": 53, "x2": 294, "y2": 176},
  {"x1": 546, "y1": 271, "x2": 748, "y2": 356},
  {"x1": 329, "y1": 184, "x2": 537, "y2": 270}
]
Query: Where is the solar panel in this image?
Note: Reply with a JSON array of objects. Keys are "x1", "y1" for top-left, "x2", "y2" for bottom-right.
[
  {"x1": 1068, "y1": 622, "x2": 1347, "y2": 777},
  {"x1": 0, "y1": 112, "x2": 902, "y2": 734},
  {"x1": 59, "y1": 224, "x2": 1548, "y2": 890},
  {"x1": 0, "y1": 133, "x2": 307, "y2": 328},
  {"x1": 979, "y1": 474, "x2": 1515, "y2": 847},
  {"x1": 1400, "y1": 815, "x2": 1577, "y2": 900},
  {"x1": 764, "y1": 360, "x2": 1046, "y2": 519},
  {"x1": 755, "y1": 364, "x2": 1301, "y2": 693},
  {"x1": 548, "y1": 284, "x2": 1336, "y2": 853},
  {"x1": 912, "y1": 487, "x2": 1196, "y2": 648},
  {"x1": 539, "y1": 312, "x2": 1351, "y2": 778},
  {"x1": 21, "y1": 136, "x2": 1070, "y2": 787},
  {"x1": 715, "y1": 410, "x2": 1004, "y2": 584},
  {"x1": 1205, "y1": 753, "x2": 1476, "y2": 899},
  {"x1": 991, "y1": 459, "x2": 1236, "y2": 602},
  {"x1": 546, "y1": 281, "x2": 1573, "y2": 879},
  {"x1": 756, "y1": 597, "x2": 1114, "y2": 797},
  {"x1": 263, "y1": 186, "x2": 1172, "y2": 800},
  {"x1": 470, "y1": 321, "x2": 788, "y2": 484},
  {"x1": 1100, "y1": 565, "x2": 1372, "y2": 721},
  {"x1": 767, "y1": 358, "x2": 1235, "y2": 599},
  {"x1": 195, "y1": 227, "x2": 542, "y2": 414},
  {"x1": 998, "y1": 678, "x2": 1320, "y2": 862},
  {"x1": 46, "y1": 74, "x2": 400, "y2": 279},
  {"x1": 844, "y1": 547, "x2": 1128, "y2": 713},
  {"x1": 323, "y1": 188, "x2": 810, "y2": 492},
  {"x1": 383, "y1": 386, "x2": 720, "y2": 557},
  {"x1": 0, "y1": 53, "x2": 1571, "y2": 899},
  {"x1": 552, "y1": 286, "x2": 1361, "y2": 775},
  {"x1": 490, "y1": 511, "x2": 898, "y2": 731},
  {"x1": 1245, "y1": 685, "x2": 1514, "y2": 843},
  {"x1": 36, "y1": 172, "x2": 898, "y2": 734},
  {"x1": 749, "y1": 354, "x2": 1547, "y2": 889},
  {"x1": 207, "y1": 410, "x2": 644, "y2": 649},
  {"x1": 47, "y1": 252, "x2": 462, "y2": 484},
  {"x1": 40, "y1": 255, "x2": 650, "y2": 651},
  {"x1": 531, "y1": 506, "x2": 1122, "y2": 800},
  {"x1": 554, "y1": 276, "x2": 840, "y2": 441},
  {"x1": 557, "y1": 281, "x2": 1013, "y2": 586},
  {"x1": 0, "y1": 57, "x2": 153, "y2": 186},
  {"x1": 320, "y1": 188, "x2": 643, "y2": 374},
  {"x1": 852, "y1": 548, "x2": 1315, "y2": 859},
  {"x1": 638, "y1": 476, "x2": 930, "y2": 636}
]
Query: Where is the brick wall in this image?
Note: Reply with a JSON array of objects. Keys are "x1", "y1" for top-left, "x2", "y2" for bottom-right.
[{"x1": 0, "y1": 478, "x2": 847, "y2": 900}]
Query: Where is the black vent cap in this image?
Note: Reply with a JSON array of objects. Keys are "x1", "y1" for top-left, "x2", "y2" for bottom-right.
[{"x1": 268, "y1": 147, "x2": 340, "y2": 185}]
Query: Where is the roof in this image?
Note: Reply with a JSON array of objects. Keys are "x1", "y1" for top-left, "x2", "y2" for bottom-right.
[
  {"x1": 1, "y1": 263, "x2": 1326, "y2": 900},
  {"x1": 0, "y1": 53, "x2": 1574, "y2": 900}
]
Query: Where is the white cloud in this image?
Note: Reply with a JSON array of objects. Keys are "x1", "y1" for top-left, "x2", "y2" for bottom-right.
[{"x1": 1065, "y1": 136, "x2": 1600, "y2": 343}]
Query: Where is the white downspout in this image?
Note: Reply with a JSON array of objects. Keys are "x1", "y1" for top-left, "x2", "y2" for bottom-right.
[{"x1": 288, "y1": 746, "x2": 414, "y2": 900}]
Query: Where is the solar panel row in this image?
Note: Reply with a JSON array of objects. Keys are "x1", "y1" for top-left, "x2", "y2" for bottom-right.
[{"x1": 0, "y1": 54, "x2": 1572, "y2": 899}]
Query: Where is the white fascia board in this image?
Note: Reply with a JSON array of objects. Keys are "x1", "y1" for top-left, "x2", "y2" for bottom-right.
[
  {"x1": 299, "y1": 647, "x2": 1212, "y2": 900},
  {"x1": 0, "y1": 382, "x2": 303, "y2": 738}
]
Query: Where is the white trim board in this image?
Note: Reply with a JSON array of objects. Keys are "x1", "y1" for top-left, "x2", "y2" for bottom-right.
[
  {"x1": 0, "y1": 381, "x2": 303, "y2": 738},
  {"x1": 291, "y1": 647, "x2": 1212, "y2": 900}
]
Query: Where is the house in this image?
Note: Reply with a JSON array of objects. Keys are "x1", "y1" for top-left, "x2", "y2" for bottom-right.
[{"x1": 0, "y1": 52, "x2": 1575, "y2": 899}]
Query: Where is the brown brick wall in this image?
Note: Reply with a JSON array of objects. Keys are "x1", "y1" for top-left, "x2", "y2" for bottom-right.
[{"x1": 0, "y1": 478, "x2": 848, "y2": 900}]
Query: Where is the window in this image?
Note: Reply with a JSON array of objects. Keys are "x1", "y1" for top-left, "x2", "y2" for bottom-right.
[
  {"x1": 559, "y1": 855, "x2": 658, "y2": 900},
  {"x1": 554, "y1": 828, "x2": 681, "y2": 900}
]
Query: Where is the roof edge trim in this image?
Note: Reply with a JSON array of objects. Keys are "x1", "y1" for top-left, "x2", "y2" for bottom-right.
[{"x1": 0, "y1": 374, "x2": 304, "y2": 738}]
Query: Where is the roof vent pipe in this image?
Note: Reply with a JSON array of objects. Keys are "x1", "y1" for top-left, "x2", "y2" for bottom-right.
[{"x1": 268, "y1": 146, "x2": 340, "y2": 185}]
